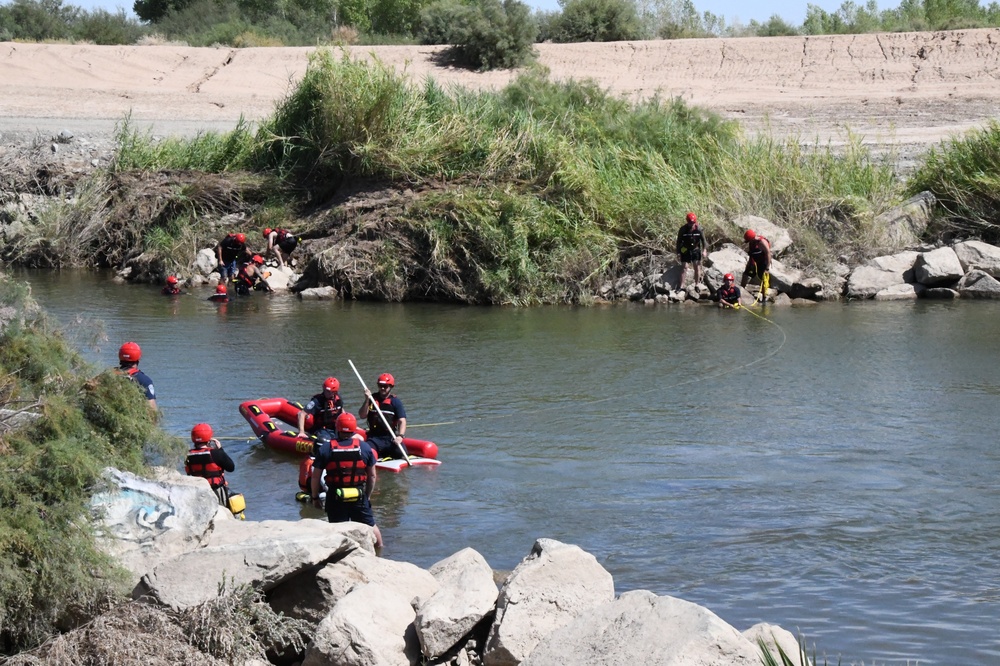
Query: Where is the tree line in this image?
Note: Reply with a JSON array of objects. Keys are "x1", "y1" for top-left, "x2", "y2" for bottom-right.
[{"x1": 2, "y1": 0, "x2": 1000, "y2": 70}]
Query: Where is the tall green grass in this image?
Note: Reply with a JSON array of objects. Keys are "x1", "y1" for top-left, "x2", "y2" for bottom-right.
[
  {"x1": 98, "y1": 49, "x2": 905, "y2": 302},
  {"x1": 907, "y1": 119, "x2": 1000, "y2": 243}
]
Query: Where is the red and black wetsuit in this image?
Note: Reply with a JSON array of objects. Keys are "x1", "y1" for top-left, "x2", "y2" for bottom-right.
[{"x1": 747, "y1": 237, "x2": 770, "y2": 278}]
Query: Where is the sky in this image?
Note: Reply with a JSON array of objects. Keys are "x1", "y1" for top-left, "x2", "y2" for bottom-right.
[{"x1": 62, "y1": 0, "x2": 847, "y2": 28}]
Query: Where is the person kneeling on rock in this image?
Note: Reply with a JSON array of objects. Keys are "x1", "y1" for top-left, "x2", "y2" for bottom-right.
[
  {"x1": 185, "y1": 423, "x2": 244, "y2": 518},
  {"x1": 311, "y1": 413, "x2": 383, "y2": 553}
]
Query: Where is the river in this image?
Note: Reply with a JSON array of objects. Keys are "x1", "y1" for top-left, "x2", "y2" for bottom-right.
[{"x1": 18, "y1": 269, "x2": 1000, "y2": 665}]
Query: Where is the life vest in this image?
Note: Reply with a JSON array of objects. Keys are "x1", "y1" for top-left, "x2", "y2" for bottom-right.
[
  {"x1": 366, "y1": 395, "x2": 399, "y2": 437},
  {"x1": 718, "y1": 284, "x2": 740, "y2": 303},
  {"x1": 114, "y1": 365, "x2": 140, "y2": 383},
  {"x1": 677, "y1": 223, "x2": 703, "y2": 254},
  {"x1": 219, "y1": 234, "x2": 245, "y2": 262},
  {"x1": 748, "y1": 236, "x2": 770, "y2": 270},
  {"x1": 309, "y1": 393, "x2": 343, "y2": 431},
  {"x1": 323, "y1": 438, "x2": 368, "y2": 490},
  {"x1": 274, "y1": 229, "x2": 290, "y2": 243},
  {"x1": 161, "y1": 286, "x2": 181, "y2": 295},
  {"x1": 185, "y1": 446, "x2": 227, "y2": 488},
  {"x1": 236, "y1": 264, "x2": 257, "y2": 290}
]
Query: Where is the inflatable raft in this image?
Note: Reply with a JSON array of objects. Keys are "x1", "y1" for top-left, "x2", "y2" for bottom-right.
[{"x1": 238, "y1": 398, "x2": 441, "y2": 472}]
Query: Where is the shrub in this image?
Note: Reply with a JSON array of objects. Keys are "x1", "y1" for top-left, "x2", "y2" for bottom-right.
[
  {"x1": 750, "y1": 13, "x2": 799, "y2": 36},
  {"x1": 445, "y1": 0, "x2": 537, "y2": 70},
  {"x1": 73, "y1": 8, "x2": 147, "y2": 44},
  {"x1": 419, "y1": 0, "x2": 472, "y2": 44},
  {"x1": 550, "y1": 0, "x2": 642, "y2": 43}
]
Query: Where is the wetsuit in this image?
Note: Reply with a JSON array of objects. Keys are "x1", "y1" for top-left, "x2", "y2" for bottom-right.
[
  {"x1": 746, "y1": 237, "x2": 770, "y2": 280},
  {"x1": 676, "y1": 222, "x2": 705, "y2": 263}
]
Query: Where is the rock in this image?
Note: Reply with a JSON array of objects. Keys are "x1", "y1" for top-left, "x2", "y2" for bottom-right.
[
  {"x1": 299, "y1": 286, "x2": 339, "y2": 300},
  {"x1": 914, "y1": 246, "x2": 963, "y2": 286},
  {"x1": 133, "y1": 518, "x2": 366, "y2": 611},
  {"x1": 483, "y1": 539, "x2": 615, "y2": 666},
  {"x1": 875, "y1": 191, "x2": 934, "y2": 248},
  {"x1": 56, "y1": 129, "x2": 74, "y2": 143},
  {"x1": 522, "y1": 590, "x2": 763, "y2": 666},
  {"x1": 922, "y1": 287, "x2": 959, "y2": 299},
  {"x1": 957, "y1": 269, "x2": 1000, "y2": 299},
  {"x1": 743, "y1": 622, "x2": 808, "y2": 666},
  {"x1": 874, "y1": 283, "x2": 923, "y2": 300},
  {"x1": 953, "y1": 240, "x2": 1000, "y2": 278},
  {"x1": 733, "y1": 215, "x2": 792, "y2": 256},
  {"x1": 193, "y1": 248, "x2": 217, "y2": 276},
  {"x1": 415, "y1": 547, "x2": 499, "y2": 660},
  {"x1": 90, "y1": 467, "x2": 218, "y2": 584},
  {"x1": 270, "y1": 547, "x2": 439, "y2": 624},
  {"x1": 303, "y1": 582, "x2": 422, "y2": 666},
  {"x1": 845, "y1": 251, "x2": 919, "y2": 299}
]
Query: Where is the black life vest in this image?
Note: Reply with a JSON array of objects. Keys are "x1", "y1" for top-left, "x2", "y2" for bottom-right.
[
  {"x1": 323, "y1": 438, "x2": 368, "y2": 489},
  {"x1": 185, "y1": 446, "x2": 226, "y2": 488},
  {"x1": 219, "y1": 234, "x2": 245, "y2": 262}
]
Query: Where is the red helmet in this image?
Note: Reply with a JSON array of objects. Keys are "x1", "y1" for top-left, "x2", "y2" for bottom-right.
[
  {"x1": 724, "y1": 273, "x2": 735, "y2": 282},
  {"x1": 166, "y1": 275, "x2": 178, "y2": 285},
  {"x1": 252, "y1": 255, "x2": 264, "y2": 265},
  {"x1": 377, "y1": 373, "x2": 395, "y2": 387},
  {"x1": 336, "y1": 412, "x2": 357, "y2": 433},
  {"x1": 215, "y1": 283, "x2": 228, "y2": 294},
  {"x1": 235, "y1": 233, "x2": 246, "y2": 244},
  {"x1": 323, "y1": 377, "x2": 340, "y2": 392},
  {"x1": 263, "y1": 228, "x2": 272, "y2": 238},
  {"x1": 686, "y1": 212, "x2": 697, "y2": 223},
  {"x1": 118, "y1": 341, "x2": 141, "y2": 363},
  {"x1": 191, "y1": 423, "x2": 213, "y2": 444},
  {"x1": 744, "y1": 229, "x2": 756, "y2": 242}
]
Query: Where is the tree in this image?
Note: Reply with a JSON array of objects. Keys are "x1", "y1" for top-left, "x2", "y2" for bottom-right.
[
  {"x1": 134, "y1": 0, "x2": 197, "y2": 23},
  {"x1": 446, "y1": 0, "x2": 537, "y2": 70},
  {"x1": 551, "y1": 0, "x2": 642, "y2": 43}
]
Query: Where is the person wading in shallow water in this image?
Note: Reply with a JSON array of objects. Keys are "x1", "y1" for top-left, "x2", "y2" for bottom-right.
[
  {"x1": 115, "y1": 341, "x2": 156, "y2": 410},
  {"x1": 311, "y1": 412, "x2": 383, "y2": 553},
  {"x1": 161, "y1": 275, "x2": 182, "y2": 295}
]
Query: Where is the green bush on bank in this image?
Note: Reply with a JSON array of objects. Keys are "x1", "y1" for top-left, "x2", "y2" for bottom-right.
[
  {"x1": 906, "y1": 119, "x2": 1000, "y2": 243},
  {"x1": 0, "y1": 275, "x2": 183, "y2": 653}
]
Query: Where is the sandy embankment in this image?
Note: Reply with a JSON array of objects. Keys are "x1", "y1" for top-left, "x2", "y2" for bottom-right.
[{"x1": 2, "y1": 30, "x2": 1000, "y2": 165}]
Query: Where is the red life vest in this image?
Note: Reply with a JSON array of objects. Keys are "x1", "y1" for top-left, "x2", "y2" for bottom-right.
[
  {"x1": 236, "y1": 264, "x2": 256, "y2": 289},
  {"x1": 323, "y1": 438, "x2": 368, "y2": 489},
  {"x1": 185, "y1": 446, "x2": 227, "y2": 488},
  {"x1": 748, "y1": 236, "x2": 770, "y2": 270},
  {"x1": 309, "y1": 393, "x2": 343, "y2": 431}
]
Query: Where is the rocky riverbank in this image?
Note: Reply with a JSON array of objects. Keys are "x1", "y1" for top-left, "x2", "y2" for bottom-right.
[{"x1": 47, "y1": 467, "x2": 806, "y2": 666}]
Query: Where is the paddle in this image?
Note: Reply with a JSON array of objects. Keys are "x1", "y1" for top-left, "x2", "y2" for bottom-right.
[{"x1": 348, "y1": 359, "x2": 411, "y2": 466}]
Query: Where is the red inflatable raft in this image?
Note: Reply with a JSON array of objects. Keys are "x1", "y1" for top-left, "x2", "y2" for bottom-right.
[{"x1": 238, "y1": 398, "x2": 441, "y2": 472}]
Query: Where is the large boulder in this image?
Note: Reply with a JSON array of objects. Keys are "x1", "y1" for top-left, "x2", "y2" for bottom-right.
[
  {"x1": 270, "y1": 547, "x2": 439, "y2": 624},
  {"x1": 913, "y1": 246, "x2": 963, "y2": 286},
  {"x1": 743, "y1": 622, "x2": 808, "y2": 666},
  {"x1": 483, "y1": 539, "x2": 615, "y2": 666},
  {"x1": 953, "y1": 240, "x2": 1000, "y2": 278},
  {"x1": 302, "y1": 582, "x2": 422, "y2": 666},
  {"x1": 874, "y1": 283, "x2": 924, "y2": 300},
  {"x1": 133, "y1": 519, "x2": 366, "y2": 611},
  {"x1": 521, "y1": 590, "x2": 763, "y2": 666},
  {"x1": 703, "y1": 245, "x2": 747, "y2": 293},
  {"x1": 193, "y1": 248, "x2": 218, "y2": 276},
  {"x1": 844, "y1": 251, "x2": 918, "y2": 299},
  {"x1": 957, "y1": 269, "x2": 1000, "y2": 299},
  {"x1": 733, "y1": 215, "x2": 792, "y2": 256},
  {"x1": 414, "y1": 547, "x2": 499, "y2": 660},
  {"x1": 90, "y1": 467, "x2": 219, "y2": 583}
]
